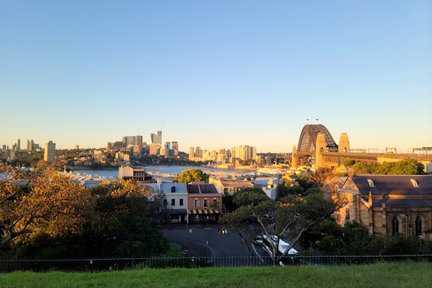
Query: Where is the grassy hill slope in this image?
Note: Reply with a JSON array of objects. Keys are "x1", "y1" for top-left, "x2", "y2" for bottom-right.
[{"x1": 1, "y1": 262, "x2": 431, "y2": 288}]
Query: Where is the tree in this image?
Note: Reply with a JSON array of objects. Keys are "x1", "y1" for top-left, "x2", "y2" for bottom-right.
[
  {"x1": 222, "y1": 188, "x2": 338, "y2": 265},
  {"x1": 87, "y1": 180, "x2": 168, "y2": 257},
  {"x1": 351, "y1": 159, "x2": 424, "y2": 175},
  {"x1": 173, "y1": 169, "x2": 209, "y2": 183},
  {"x1": 0, "y1": 168, "x2": 93, "y2": 247}
]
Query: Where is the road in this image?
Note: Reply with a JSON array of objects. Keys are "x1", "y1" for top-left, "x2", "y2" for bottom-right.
[{"x1": 161, "y1": 225, "x2": 263, "y2": 266}]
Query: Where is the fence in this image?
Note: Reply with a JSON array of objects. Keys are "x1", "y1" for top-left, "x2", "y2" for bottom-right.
[{"x1": 1, "y1": 254, "x2": 432, "y2": 272}]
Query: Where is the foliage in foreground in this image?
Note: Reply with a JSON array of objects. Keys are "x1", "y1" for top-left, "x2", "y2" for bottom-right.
[
  {"x1": 1, "y1": 262, "x2": 431, "y2": 288},
  {"x1": 0, "y1": 169, "x2": 168, "y2": 259}
]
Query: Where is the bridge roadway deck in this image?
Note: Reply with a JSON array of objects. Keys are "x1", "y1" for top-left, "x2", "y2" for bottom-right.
[
  {"x1": 320, "y1": 152, "x2": 432, "y2": 162},
  {"x1": 295, "y1": 151, "x2": 432, "y2": 161}
]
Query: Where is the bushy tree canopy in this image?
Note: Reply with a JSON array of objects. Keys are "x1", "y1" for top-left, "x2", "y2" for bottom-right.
[
  {"x1": 1, "y1": 169, "x2": 168, "y2": 259},
  {"x1": 173, "y1": 169, "x2": 209, "y2": 183},
  {"x1": 350, "y1": 159, "x2": 424, "y2": 175},
  {"x1": 1, "y1": 169, "x2": 92, "y2": 247}
]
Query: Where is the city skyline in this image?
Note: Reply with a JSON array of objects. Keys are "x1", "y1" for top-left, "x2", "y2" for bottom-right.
[{"x1": 1, "y1": 1, "x2": 431, "y2": 152}]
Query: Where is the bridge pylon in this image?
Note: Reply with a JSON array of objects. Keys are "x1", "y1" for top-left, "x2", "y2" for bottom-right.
[
  {"x1": 338, "y1": 132, "x2": 350, "y2": 153},
  {"x1": 315, "y1": 132, "x2": 327, "y2": 169}
]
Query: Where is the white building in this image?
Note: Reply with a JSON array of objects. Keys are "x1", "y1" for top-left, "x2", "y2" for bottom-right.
[
  {"x1": 160, "y1": 183, "x2": 189, "y2": 223},
  {"x1": 118, "y1": 166, "x2": 155, "y2": 182},
  {"x1": 254, "y1": 177, "x2": 280, "y2": 200}
]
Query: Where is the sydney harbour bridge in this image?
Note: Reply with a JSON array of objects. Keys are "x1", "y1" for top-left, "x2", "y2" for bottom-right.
[{"x1": 292, "y1": 124, "x2": 432, "y2": 170}]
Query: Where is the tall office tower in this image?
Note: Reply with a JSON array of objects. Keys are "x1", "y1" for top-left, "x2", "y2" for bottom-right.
[
  {"x1": 242, "y1": 145, "x2": 251, "y2": 161},
  {"x1": 171, "y1": 141, "x2": 179, "y2": 151},
  {"x1": 27, "y1": 139, "x2": 35, "y2": 151},
  {"x1": 189, "y1": 147, "x2": 195, "y2": 160},
  {"x1": 195, "y1": 147, "x2": 202, "y2": 158},
  {"x1": 16, "y1": 139, "x2": 21, "y2": 151},
  {"x1": 122, "y1": 136, "x2": 136, "y2": 147},
  {"x1": 150, "y1": 131, "x2": 162, "y2": 144},
  {"x1": 251, "y1": 146, "x2": 257, "y2": 159},
  {"x1": 172, "y1": 141, "x2": 179, "y2": 156},
  {"x1": 44, "y1": 141, "x2": 56, "y2": 163},
  {"x1": 136, "y1": 135, "x2": 143, "y2": 151},
  {"x1": 164, "y1": 142, "x2": 170, "y2": 150}
]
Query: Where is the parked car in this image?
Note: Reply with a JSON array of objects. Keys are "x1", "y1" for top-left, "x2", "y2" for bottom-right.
[{"x1": 253, "y1": 235, "x2": 264, "y2": 246}]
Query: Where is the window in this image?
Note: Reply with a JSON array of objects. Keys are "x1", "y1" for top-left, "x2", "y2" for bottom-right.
[
  {"x1": 171, "y1": 186, "x2": 176, "y2": 192},
  {"x1": 194, "y1": 198, "x2": 199, "y2": 208},
  {"x1": 415, "y1": 216, "x2": 422, "y2": 237},
  {"x1": 213, "y1": 199, "x2": 218, "y2": 207},
  {"x1": 171, "y1": 199, "x2": 175, "y2": 206},
  {"x1": 204, "y1": 199, "x2": 208, "y2": 208},
  {"x1": 179, "y1": 199, "x2": 184, "y2": 206},
  {"x1": 345, "y1": 208, "x2": 350, "y2": 220},
  {"x1": 392, "y1": 217, "x2": 399, "y2": 236},
  {"x1": 163, "y1": 199, "x2": 168, "y2": 206}
]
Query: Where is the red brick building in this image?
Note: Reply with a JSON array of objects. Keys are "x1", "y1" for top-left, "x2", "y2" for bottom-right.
[{"x1": 187, "y1": 183, "x2": 222, "y2": 224}]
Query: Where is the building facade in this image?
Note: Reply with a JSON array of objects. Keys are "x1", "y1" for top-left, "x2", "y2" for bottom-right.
[
  {"x1": 332, "y1": 175, "x2": 432, "y2": 238},
  {"x1": 160, "y1": 183, "x2": 188, "y2": 223},
  {"x1": 187, "y1": 183, "x2": 222, "y2": 223},
  {"x1": 118, "y1": 166, "x2": 155, "y2": 182},
  {"x1": 44, "y1": 141, "x2": 56, "y2": 163}
]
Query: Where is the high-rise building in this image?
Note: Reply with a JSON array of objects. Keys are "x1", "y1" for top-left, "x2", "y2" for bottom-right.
[
  {"x1": 149, "y1": 143, "x2": 160, "y2": 155},
  {"x1": 27, "y1": 139, "x2": 35, "y2": 151},
  {"x1": 121, "y1": 136, "x2": 143, "y2": 151},
  {"x1": 122, "y1": 136, "x2": 135, "y2": 147},
  {"x1": 16, "y1": 139, "x2": 21, "y2": 151},
  {"x1": 44, "y1": 141, "x2": 56, "y2": 163},
  {"x1": 150, "y1": 131, "x2": 162, "y2": 144},
  {"x1": 189, "y1": 147, "x2": 195, "y2": 160},
  {"x1": 195, "y1": 147, "x2": 202, "y2": 158},
  {"x1": 172, "y1": 141, "x2": 179, "y2": 156},
  {"x1": 172, "y1": 141, "x2": 179, "y2": 151},
  {"x1": 136, "y1": 135, "x2": 143, "y2": 151}
]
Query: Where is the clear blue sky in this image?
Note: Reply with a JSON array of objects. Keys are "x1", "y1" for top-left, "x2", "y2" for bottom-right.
[{"x1": 1, "y1": 1, "x2": 431, "y2": 152}]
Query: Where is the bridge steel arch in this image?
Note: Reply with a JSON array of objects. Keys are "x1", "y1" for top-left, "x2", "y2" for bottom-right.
[{"x1": 297, "y1": 124, "x2": 338, "y2": 153}]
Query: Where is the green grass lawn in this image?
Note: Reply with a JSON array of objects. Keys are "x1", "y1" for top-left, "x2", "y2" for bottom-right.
[{"x1": 0, "y1": 262, "x2": 430, "y2": 288}]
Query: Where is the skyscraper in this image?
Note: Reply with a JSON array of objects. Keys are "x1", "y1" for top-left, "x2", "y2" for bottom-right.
[
  {"x1": 44, "y1": 141, "x2": 56, "y2": 163},
  {"x1": 150, "y1": 131, "x2": 162, "y2": 144},
  {"x1": 172, "y1": 141, "x2": 179, "y2": 156},
  {"x1": 16, "y1": 139, "x2": 21, "y2": 151},
  {"x1": 136, "y1": 135, "x2": 143, "y2": 151},
  {"x1": 27, "y1": 139, "x2": 34, "y2": 151},
  {"x1": 189, "y1": 147, "x2": 195, "y2": 160}
]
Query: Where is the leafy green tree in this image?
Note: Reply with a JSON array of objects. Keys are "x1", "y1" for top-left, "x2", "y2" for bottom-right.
[
  {"x1": 173, "y1": 169, "x2": 209, "y2": 183},
  {"x1": 87, "y1": 180, "x2": 168, "y2": 257},
  {"x1": 222, "y1": 189, "x2": 337, "y2": 265},
  {"x1": 351, "y1": 162, "x2": 379, "y2": 174},
  {"x1": 351, "y1": 159, "x2": 424, "y2": 175},
  {"x1": 393, "y1": 159, "x2": 424, "y2": 175}
]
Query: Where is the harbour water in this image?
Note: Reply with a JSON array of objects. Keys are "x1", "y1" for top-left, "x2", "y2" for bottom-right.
[{"x1": 72, "y1": 165, "x2": 258, "y2": 180}]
